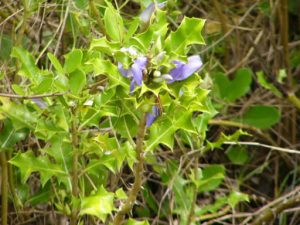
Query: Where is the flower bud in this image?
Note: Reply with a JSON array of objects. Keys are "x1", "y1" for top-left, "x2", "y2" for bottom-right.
[
  {"x1": 153, "y1": 70, "x2": 161, "y2": 77},
  {"x1": 153, "y1": 77, "x2": 164, "y2": 83},
  {"x1": 162, "y1": 74, "x2": 173, "y2": 81},
  {"x1": 154, "y1": 51, "x2": 166, "y2": 62}
]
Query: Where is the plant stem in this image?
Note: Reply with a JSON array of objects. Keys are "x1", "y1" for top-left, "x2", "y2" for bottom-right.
[
  {"x1": 0, "y1": 92, "x2": 67, "y2": 99},
  {"x1": 287, "y1": 92, "x2": 300, "y2": 111},
  {"x1": 208, "y1": 119, "x2": 277, "y2": 146},
  {"x1": 89, "y1": 0, "x2": 107, "y2": 37},
  {"x1": 112, "y1": 113, "x2": 147, "y2": 225},
  {"x1": 7, "y1": 151, "x2": 24, "y2": 222},
  {"x1": 250, "y1": 193, "x2": 300, "y2": 225},
  {"x1": 186, "y1": 157, "x2": 199, "y2": 225},
  {"x1": 279, "y1": 0, "x2": 291, "y2": 87},
  {"x1": 0, "y1": 152, "x2": 8, "y2": 225},
  {"x1": 70, "y1": 110, "x2": 79, "y2": 225}
]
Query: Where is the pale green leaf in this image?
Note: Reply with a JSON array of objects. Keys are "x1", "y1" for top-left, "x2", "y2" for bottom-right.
[
  {"x1": 69, "y1": 69, "x2": 86, "y2": 94},
  {"x1": 228, "y1": 191, "x2": 249, "y2": 208},
  {"x1": 104, "y1": 3, "x2": 124, "y2": 42},
  {"x1": 11, "y1": 47, "x2": 39, "y2": 82},
  {"x1": 80, "y1": 186, "x2": 114, "y2": 221},
  {"x1": 10, "y1": 151, "x2": 67, "y2": 186},
  {"x1": 165, "y1": 17, "x2": 205, "y2": 55},
  {"x1": 47, "y1": 53, "x2": 64, "y2": 74},
  {"x1": 64, "y1": 49, "x2": 83, "y2": 73},
  {"x1": 124, "y1": 219, "x2": 150, "y2": 225}
]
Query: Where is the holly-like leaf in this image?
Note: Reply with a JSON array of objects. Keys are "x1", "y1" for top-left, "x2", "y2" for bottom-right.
[
  {"x1": 10, "y1": 151, "x2": 67, "y2": 186},
  {"x1": 146, "y1": 117, "x2": 174, "y2": 151},
  {"x1": 0, "y1": 101, "x2": 38, "y2": 130},
  {"x1": 0, "y1": 119, "x2": 27, "y2": 150},
  {"x1": 165, "y1": 17, "x2": 205, "y2": 55},
  {"x1": 80, "y1": 186, "x2": 114, "y2": 221},
  {"x1": 91, "y1": 59, "x2": 129, "y2": 88}
]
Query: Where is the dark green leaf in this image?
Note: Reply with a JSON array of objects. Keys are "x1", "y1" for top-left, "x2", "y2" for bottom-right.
[
  {"x1": 239, "y1": 105, "x2": 280, "y2": 129},
  {"x1": 0, "y1": 119, "x2": 27, "y2": 150},
  {"x1": 214, "y1": 68, "x2": 252, "y2": 102},
  {"x1": 226, "y1": 146, "x2": 249, "y2": 165},
  {"x1": 198, "y1": 165, "x2": 225, "y2": 192}
]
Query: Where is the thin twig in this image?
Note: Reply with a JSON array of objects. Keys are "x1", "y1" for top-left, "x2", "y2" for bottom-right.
[
  {"x1": 0, "y1": 92, "x2": 67, "y2": 99},
  {"x1": 224, "y1": 141, "x2": 300, "y2": 155}
]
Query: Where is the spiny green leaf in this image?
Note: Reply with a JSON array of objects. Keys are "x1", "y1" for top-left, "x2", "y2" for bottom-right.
[
  {"x1": 0, "y1": 101, "x2": 38, "y2": 130},
  {"x1": 165, "y1": 17, "x2": 205, "y2": 55},
  {"x1": 91, "y1": 59, "x2": 129, "y2": 88},
  {"x1": 89, "y1": 37, "x2": 121, "y2": 55},
  {"x1": 0, "y1": 119, "x2": 27, "y2": 150},
  {"x1": 10, "y1": 151, "x2": 67, "y2": 186},
  {"x1": 146, "y1": 117, "x2": 174, "y2": 151},
  {"x1": 80, "y1": 186, "x2": 114, "y2": 221}
]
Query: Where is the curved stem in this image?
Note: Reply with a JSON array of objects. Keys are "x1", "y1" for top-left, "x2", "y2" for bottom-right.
[
  {"x1": 112, "y1": 113, "x2": 147, "y2": 225},
  {"x1": 70, "y1": 109, "x2": 79, "y2": 225}
]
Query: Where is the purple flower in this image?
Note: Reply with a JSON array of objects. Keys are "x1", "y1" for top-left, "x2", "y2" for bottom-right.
[
  {"x1": 118, "y1": 56, "x2": 147, "y2": 93},
  {"x1": 146, "y1": 105, "x2": 160, "y2": 127},
  {"x1": 168, "y1": 55, "x2": 203, "y2": 83},
  {"x1": 140, "y1": 2, "x2": 167, "y2": 24},
  {"x1": 32, "y1": 98, "x2": 47, "y2": 109}
]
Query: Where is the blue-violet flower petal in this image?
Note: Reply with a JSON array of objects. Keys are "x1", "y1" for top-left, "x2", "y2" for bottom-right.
[
  {"x1": 140, "y1": 2, "x2": 166, "y2": 24},
  {"x1": 169, "y1": 55, "x2": 203, "y2": 83},
  {"x1": 146, "y1": 105, "x2": 160, "y2": 127},
  {"x1": 118, "y1": 56, "x2": 147, "y2": 93}
]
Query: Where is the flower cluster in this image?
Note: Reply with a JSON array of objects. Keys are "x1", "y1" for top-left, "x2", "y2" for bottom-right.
[
  {"x1": 117, "y1": 3, "x2": 203, "y2": 127},
  {"x1": 118, "y1": 53, "x2": 203, "y2": 126},
  {"x1": 118, "y1": 56, "x2": 147, "y2": 93}
]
